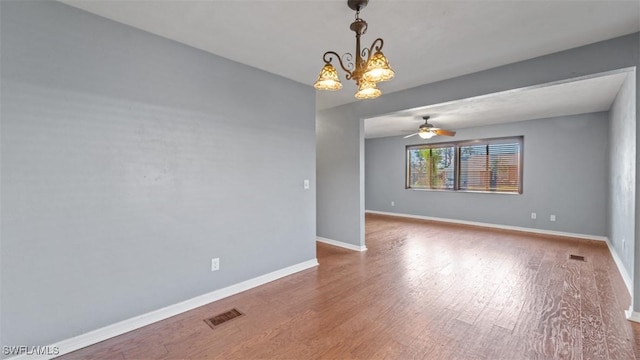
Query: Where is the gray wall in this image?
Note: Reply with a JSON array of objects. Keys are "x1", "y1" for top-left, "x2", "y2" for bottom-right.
[
  {"x1": 316, "y1": 32, "x2": 638, "y2": 302},
  {"x1": 366, "y1": 113, "x2": 609, "y2": 236},
  {"x1": 317, "y1": 33, "x2": 638, "y2": 249},
  {"x1": 1, "y1": 1, "x2": 316, "y2": 348},
  {"x1": 635, "y1": 52, "x2": 640, "y2": 314},
  {"x1": 316, "y1": 106, "x2": 365, "y2": 246},
  {"x1": 609, "y1": 72, "x2": 637, "y2": 286}
]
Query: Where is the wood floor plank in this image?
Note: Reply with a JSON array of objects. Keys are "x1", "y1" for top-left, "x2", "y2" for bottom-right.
[
  {"x1": 594, "y1": 267, "x2": 636, "y2": 360},
  {"x1": 58, "y1": 214, "x2": 637, "y2": 360},
  {"x1": 555, "y1": 260, "x2": 582, "y2": 359},
  {"x1": 631, "y1": 321, "x2": 640, "y2": 359},
  {"x1": 535, "y1": 276, "x2": 565, "y2": 357},
  {"x1": 578, "y1": 258, "x2": 609, "y2": 360}
]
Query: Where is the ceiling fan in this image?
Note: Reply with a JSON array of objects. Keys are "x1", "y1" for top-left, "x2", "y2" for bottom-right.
[{"x1": 403, "y1": 116, "x2": 456, "y2": 139}]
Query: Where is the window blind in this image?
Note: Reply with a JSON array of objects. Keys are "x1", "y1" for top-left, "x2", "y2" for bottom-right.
[
  {"x1": 406, "y1": 136, "x2": 522, "y2": 194},
  {"x1": 459, "y1": 140, "x2": 521, "y2": 193}
]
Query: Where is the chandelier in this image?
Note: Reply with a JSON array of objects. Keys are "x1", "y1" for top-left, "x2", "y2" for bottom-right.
[{"x1": 313, "y1": 0, "x2": 394, "y2": 100}]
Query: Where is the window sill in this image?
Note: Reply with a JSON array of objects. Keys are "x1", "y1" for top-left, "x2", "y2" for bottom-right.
[{"x1": 406, "y1": 188, "x2": 521, "y2": 195}]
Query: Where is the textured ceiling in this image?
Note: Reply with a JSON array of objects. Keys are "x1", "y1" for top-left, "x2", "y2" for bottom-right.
[
  {"x1": 61, "y1": 0, "x2": 640, "y2": 110},
  {"x1": 364, "y1": 71, "x2": 630, "y2": 138}
]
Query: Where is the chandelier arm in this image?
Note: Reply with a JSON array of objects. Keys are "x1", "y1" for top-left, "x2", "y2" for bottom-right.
[
  {"x1": 361, "y1": 48, "x2": 370, "y2": 60},
  {"x1": 365, "y1": 38, "x2": 384, "y2": 62},
  {"x1": 322, "y1": 51, "x2": 355, "y2": 79},
  {"x1": 342, "y1": 53, "x2": 355, "y2": 72}
]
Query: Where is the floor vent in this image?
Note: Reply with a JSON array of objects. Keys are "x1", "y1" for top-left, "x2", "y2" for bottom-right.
[
  {"x1": 569, "y1": 254, "x2": 586, "y2": 261},
  {"x1": 204, "y1": 309, "x2": 243, "y2": 329}
]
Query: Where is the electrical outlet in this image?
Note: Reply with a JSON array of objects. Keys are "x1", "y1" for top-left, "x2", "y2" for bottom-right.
[
  {"x1": 550, "y1": 214, "x2": 556, "y2": 222},
  {"x1": 531, "y1": 212, "x2": 536, "y2": 219},
  {"x1": 211, "y1": 258, "x2": 220, "y2": 271},
  {"x1": 391, "y1": 201, "x2": 395, "y2": 207}
]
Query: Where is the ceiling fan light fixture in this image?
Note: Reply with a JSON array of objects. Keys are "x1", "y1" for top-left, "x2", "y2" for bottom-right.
[
  {"x1": 363, "y1": 51, "x2": 394, "y2": 82},
  {"x1": 418, "y1": 131, "x2": 435, "y2": 139},
  {"x1": 355, "y1": 80, "x2": 381, "y2": 99},
  {"x1": 404, "y1": 116, "x2": 456, "y2": 139},
  {"x1": 313, "y1": 63, "x2": 343, "y2": 91}
]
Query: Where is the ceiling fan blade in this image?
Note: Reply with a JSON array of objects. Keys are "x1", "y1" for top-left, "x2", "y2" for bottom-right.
[
  {"x1": 403, "y1": 133, "x2": 419, "y2": 138},
  {"x1": 435, "y1": 129, "x2": 456, "y2": 136}
]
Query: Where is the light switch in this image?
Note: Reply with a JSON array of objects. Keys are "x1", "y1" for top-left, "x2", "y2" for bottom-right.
[{"x1": 304, "y1": 179, "x2": 310, "y2": 189}]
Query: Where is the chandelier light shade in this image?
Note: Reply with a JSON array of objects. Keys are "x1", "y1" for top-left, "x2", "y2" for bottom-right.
[
  {"x1": 313, "y1": 0, "x2": 394, "y2": 100},
  {"x1": 314, "y1": 64, "x2": 343, "y2": 91},
  {"x1": 363, "y1": 51, "x2": 395, "y2": 82},
  {"x1": 355, "y1": 80, "x2": 381, "y2": 100}
]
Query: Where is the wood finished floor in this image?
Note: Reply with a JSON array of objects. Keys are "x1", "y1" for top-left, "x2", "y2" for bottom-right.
[{"x1": 60, "y1": 214, "x2": 639, "y2": 360}]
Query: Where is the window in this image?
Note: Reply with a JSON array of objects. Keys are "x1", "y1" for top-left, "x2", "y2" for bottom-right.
[
  {"x1": 406, "y1": 136, "x2": 523, "y2": 194},
  {"x1": 407, "y1": 145, "x2": 455, "y2": 190}
]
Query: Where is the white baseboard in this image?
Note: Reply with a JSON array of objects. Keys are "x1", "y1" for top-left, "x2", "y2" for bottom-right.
[
  {"x1": 317, "y1": 237, "x2": 367, "y2": 252},
  {"x1": 605, "y1": 239, "x2": 634, "y2": 298},
  {"x1": 7, "y1": 259, "x2": 319, "y2": 360},
  {"x1": 365, "y1": 210, "x2": 608, "y2": 242},
  {"x1": 626, "y1": 306, "x2": 640, "y2": 323},
  {"x1": 607, "y1": 241, "x2": 635, "y2": 324}
]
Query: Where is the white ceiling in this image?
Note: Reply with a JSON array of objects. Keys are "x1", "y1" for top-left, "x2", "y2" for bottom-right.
[
  {"x1": 364, "y1": 71, "x2": 629, "y2": 138},
  {"x1": 61, "y1": 0, "x2": 639, "y2": 110}
]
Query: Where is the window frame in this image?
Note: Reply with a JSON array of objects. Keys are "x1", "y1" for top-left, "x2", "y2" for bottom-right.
[
  {"x1": 405, "y1": 142, "x2": 457, "y2": 191},
  {"x1": 405, "y1": 136, "x2": 524, "y2": 194}
]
